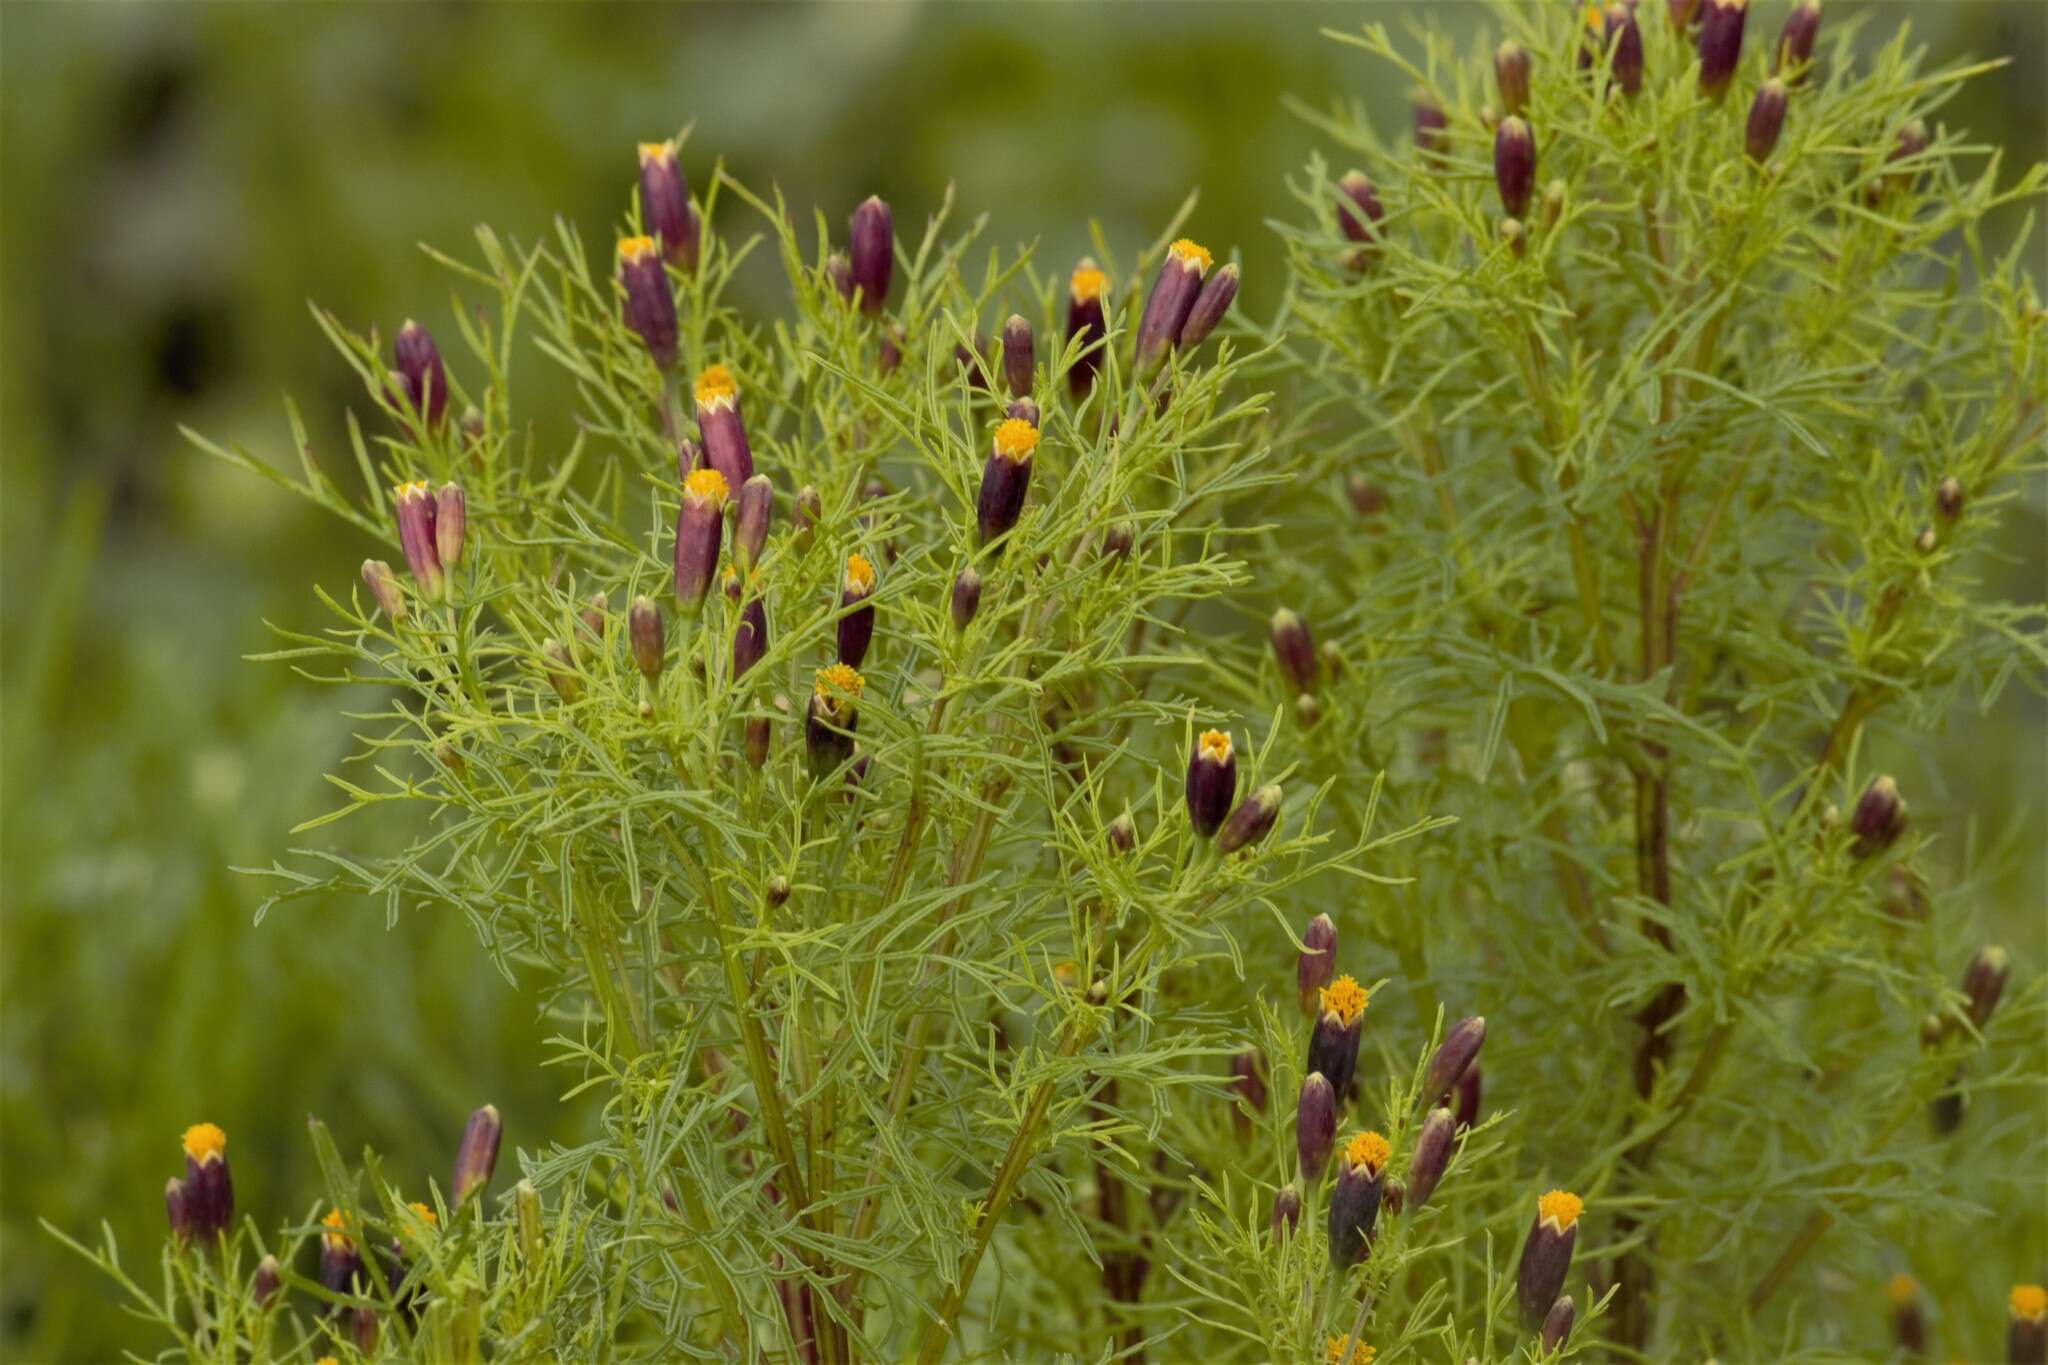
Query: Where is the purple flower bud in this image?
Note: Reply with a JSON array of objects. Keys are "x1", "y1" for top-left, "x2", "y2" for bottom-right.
[
  {"x1": 434, "y1": 482, "x2": 466, "y2": 572},
  {"x1": 617, "y1": 237, "x2": 678, "y2": 370},
  {"x1": 393, "y1": 480, "x2": 444, "y2": 600},
  {"x1": 1747, "y1": 79, "x2": 1789, "y2": 163},
  {"x1": 452, "y1": 1104, "x2": 502, "y2": 1203},
  {"x1": 1451, "y1": 1062, "x2": 1482, "y2": 1130},
  {"x1": 165, "y1": 1177, "x2": 192, "y2": 1241},
  {"x1": 1270, "y1": 609, "x2": 1316, "y2": 694},
  {"x1": 1935, "y1": 476, "x2": 1965, "y2": 522},
  {"x1": 2010, "y1": 1286, "x2": 2047, "y2": 1365},
  {"x1": 1270, "y1": 1184, "x2": 1302, "y2": 1237},
  {"x1": 806, "y1": 665, "x2": 863, "y2": 780},
  {"x1": 1217, "y1": 783, "x2": 1283, "y2": 855},
  {"x1": 1296, "y1": 1073, "x2": 1337, "y2": 1180},
  {"x1": 1881, "y1": 119, "x2": 1930, "y2": 199},
  {"x1": 1697, "y1": 0, "x2": 1749, "y2": 99},
  {"x1": 1495, "y1": 117, "x2": 1537, "y2": 219},
  {"x1": 848, "y1": 196, "x2": 894, "y2": 317},
  {"x1": 1107, "y1": 811, "x2": 1136, "y2": 854},
  {"x1": 1307, "y1": 976, "x2": 1368, "y2": 1104},
  {"x1": 637, "y1": 140, "x2": 700, "y2": 272},
  {"x1": 951, "y1": 566, "x2": 982, "y2": 631},
  {"x1": 1135, "y1": 239, "x2": 1213, "y2": 373},
  {"x1": 1414, "y1": 95, "x2": 1450, "y2": 161},
  {"x1": 320, "y1": 1210, "x2": 365, "y2": 1296},
  {"x1": 1066, "y1": 260, "x2": 1110, "y2": 400},
  {"x1": 721, "y1": 564, "x2": 741, "y2": 604},
  {"x1": 251, "y1": 1254, "x2": 281, "y2": 1310},
  {"x1": 1328, "y1": 1132, "x2": 1390, "y2": 1267},
  {"x1": 733, "y1": 596, "x2": 768, "y2": 680},
  {"x1": 1517, "y1": 1192, "x2": 1584, "y2": 1327},
  {"x1": 629, "y1": 596, "x2": 664, "y2": 680},
  {"x1": 1774, "y1": 0, "x2": 1821, "y2": 83},
  {"x1": 1495, "y1": 41, "x2": 1531, "y2": 115},
  {"x1": 735, "y1": 474, "x2": 773, "y2": 570},
  {"x1": 1963, "y1": 946, "x2": 2010, "y2": 1031},
  {"x1": 746, "y1": 715, "x2": 771, "y2": 769},
  {"x1": 1001, "y1": 314, "x2": 1034, "y2": 400},
  {"x1": 673, "y1": 468, "x2": 730, "y2": 609},
  {"x1": 1424, "y1": 1016, "x2": 1486, "y2": 1102},
  {"x1": 977, "y1": 419, "x2": 1040, "y2": 549},
  {"x1": 1177, "y1": 263, "x2": 1238, "y2": 350},
  {"x1": 1336, "y1": 171, "x2": 1385, "y2": 270},
  {"x1": 394, "y1": 321, "x2": 450, "y2": 428},
  {"x1": 180, "y1": 1124, "x2": 233, "y2": 1240},
  {"x1": 1542, "y1": 1295, "x2": 1577, "y2": 1353},
  {"x1": 692, "y1": 365, "x2": 754, "y2": 489},
  {"x1": 361, "y1": 559, "x2": 406, "y2": 622},
  {"x1": 794, "y1": 485, "x2": 822, "y2": 549},
  {"x1": 1405, "y1": 1106, "x2": 1456, "y2": 1212},
  {"x1": 578, "y1": 592, "x2": 608, "y2": 658},
  {"x1": 1298, "y1": 914, "x2": 1336, "y2": 1015},
  {"x1": 1607, "y1": 5, "x2": 1644, "y2": 95},
  {"x1": 1848, "y1": 774, "x2": 1907, "y2": 857},
  {"x1": 1185, "y1": 729, "x2": 1237, "y2": 839},
  {"x1": 827, "y1": 250, "x2": 853, "y2": 303},
  {"x1": 1884, "y1": 1275, "x2": 1926, "y2": 1355},
  {"x1": 836, "y1": 554, "x2": 877, "y2": 669},
  {"x1": 542, "y1": 640, "x2": 580, "y2": 704},
  {"x1": 1101, "y1": 521, "x2": 1135, "y2": 562},
  {"x1": 1229, "y1": 1050, "x2": 1267, "y2": 1135}
]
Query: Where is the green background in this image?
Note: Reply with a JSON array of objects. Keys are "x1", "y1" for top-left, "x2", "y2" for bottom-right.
[{"x1": 3, "y1": 4, "x2": 2040, "y2": 1359}]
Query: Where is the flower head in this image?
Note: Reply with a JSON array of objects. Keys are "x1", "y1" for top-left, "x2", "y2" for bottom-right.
[
  {"x1": 694, "y1": 364, "x2": 739, "y2": 409},
  {"x1": 994, "y1": 418, "x2": 1040, "y2": 463},
  {"x1": 2016, "y1": 1285, "x2": 2048, "y2": 1321},
  {"x1": 1070, "y1": 263, "x2": 1108, "y2": 304},
  {"x1": 1538, "y1": 1189, "x2": 1584, "y2": 1232},
  {"x1": 1344, "y1": 1130, "x2": 1391, "y2": 1175},
  {"x1": 1168, "y1": 238, "x2": 1214, "y2": 276},
  {"x1": 1320, "y1": 975, "x2": 1368, "y2": 1027},
  {"x1": 1326, "y1": 1336, "x2": 1375, "y2": 1365},
  {"x1": 684, "y1": 467, "x2": 730, "y2": 506},
  {"x1": 182, "y1": 1123, "x2": 226, "y2": 1165}
]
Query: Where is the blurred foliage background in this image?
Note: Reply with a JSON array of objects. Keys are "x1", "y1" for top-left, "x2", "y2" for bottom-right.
[{"x1": 2, "y1": 3, "x2": 2040, "y2": 1359}]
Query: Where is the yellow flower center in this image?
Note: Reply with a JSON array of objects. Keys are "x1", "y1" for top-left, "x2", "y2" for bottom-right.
[
  {"x1": 1538, "y1": 1189, "x2": 1584, "y2": 1231},
  {"x1": 637, "y1": 140, "x2": 675, "y2": 166},
  {"x1": 1345, "y1": 1130, "x2": 1391, "y2": 1173},
  {"x1": 617, "y1": 235, "x2": 659, "y2": 264},
  {"x1": 2014, "y1": 1284, "x2": 2048, "y2": 1321},
  {"x1": 683, "y1": 467, "x2": 730, "y2": 504},
  {"x1": 844, "y1": 554, "x2": 877, "y2": 594},
  {"x1": 1885, "y1": 1274, "x2": 1918, "y2": 1305},
  {"x1": 1070, "y1": 262, "x2": 1108, "y2": 303},
  {"x1": 1325, "y1": 1335, "x2": 1375, "y2": 1365},
  {"x1": 1169, "y1": 238, "x2": 1214, "y2": 275},
  {"x1": 181, "y1": 1123, "x2": 226, "y2": 1164},
  {"x1": 994, "y1": 418, "x2": 1040, "y2": 462},
  {"x1": 1320, "y1": 975, "x2": 1367, "y2": 1026},
  {"x1": 1198, "y1": 729, "x2": 1233, "y2": 763},
  {"x1": 694, "y1": 363, "x2": 739, "y2": 407},
  {"x1": 321, "y1": 1208, "x2": 354, "y2": 1249},
  {"x1": 408, "y1": 1200, "x2": 439, "y2": 1228},
  {"x1": 815, "y1": 663, "x2": 865, "y2": 701}
]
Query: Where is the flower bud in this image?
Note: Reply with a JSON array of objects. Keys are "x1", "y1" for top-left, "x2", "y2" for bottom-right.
[
  {"x1": 542, "y1": 639, "x2": 581, "y2": 704},
  {"x1": 1450, "y1": 1062, "x2": 1482, "y2": 1130},
  {"x1": 393, "y1": 321, "x2": 451, "y2": 430},
  {"x1": 627, "y1": 596, "x2": 664, "y2": 680},
  {"x1": 1136, "y1": 238, "x2": 1213, "y2": 373},
  {"x1": 1336, "y1": 171, "x2": 1385, "y2": 270},
  {"x1": 848, "y1": 195, "x2": 893, "y2": 317},
  {"x1": 806, "y1": 665, "x2": 863, "y2": 780},
  {"x1": 1101, "y1": 521, "x2": 1136, "y2": 563},
  {"x1": 976, "y1": 418, "x2": 1040, "y2": 548},
  {"x1": 794, "y1": 485, "x2": 823, "y2": 549},
  {"x1": 1184, "y1": 728, "x2": 1237, "y2": 838},
  {"x1": 1414, "y1": 95, "x2": 1449, "y2": 161},
  {"x1": 361, "y1": 559, "x2": 406, "y2": 622},
  {"x1": 1327, "y1": 1131, "x2": 1390, "y2": 1267},
  {"x1": 2012, "y1": 1285, "x2": 2048, "y2": 1365},
  {"x1": 1298, "y1": 913, "x2": 1337, "y2": 1014},
  {"x1": 836, "y1": 554, "x2": 878, "y2": 669},
  {"x1": 673, "y1": 468, "x2": 730, "y2": 609},
  {"x1": 1296, "y1": 1073, "x2": 1337, "y2": 1180},
  {"x1": 637, "y1": 139, "x2": 700, "y2": 271},
  {"x1": 1935, "y1": 476, "x2": 1965, "y2": 522},
  {"x1": 1747, "y1": 79, "x2": 1789, "y2": 164},
  {"x1": 1000, "y1": 314, "x2": 1035, "y2": 399},
  {"x1": 731, "y1": 597, "x2": 769, "y2": 682},
  {"x1": 1217, "y1": 783, "x2": 1283, "y2": 855},
  {"x1": 1517, "y1": 1191, "x2": 1584, "y2": 1327},
  {"x1": 1380, "y1": 1176, "x2": 1405, "y2": 1218},
  {"x1": 1405, "y1": 1106, "x2": 1457, "y2": 1212},
  {"x1": 1494, "y1": 118, "x2": 1537, "y2": 220},
  {"x1": 826, "y1": 250, "x2": 854, "y2": 303},
  {"x1": 731, "y1": 474, "x2": 773, "y2": 571},
  {"x1": 1698, "y1": 0, "x2": 1749, "y2": 99},
  {"x1": 164, "y1": 1177, "x2": 192, "y2": 1242},
  {"x1": 1107, "y1": 811, "x2": 1137, "y2": 854},
  {"x1": 951, "y1": 566, "x2": 982, "y2": 630},
  {"x1": 320, "y1": 1209, "x2": 365, "y2": 1296},
  {"x1": 180, "y1": 1124, "x2": 233, "y2": 1240},
  {"x1": 1270, "y1": 1184, "x2": 1302, "y2": 1237},
  {"x1": 617, "y1": 237, "x2": 678, "y2": 370},
  {"x1": 1424, "y1": 1016, "x2": 1486, "y2": 1103},
  {"x1": 1608, "y1": 5, "x2": 1644, "y2": 94},
  {"x1": 1270, "y1": 609, "x2": 1317, "y2": 694},
  {"x1": 252, "y1": 1254, "x2": 281, "y2": 1309},
  {"x1": 1306, "y1": 975, "x2": 1368, "y2": 1104},
  {"x1": 1177, "y1": 263, "x2": 1238, "y2": 349},
  {"x1": 1229, "y1": 1050, "x2": 1268, "y2": 1135},
  {"x1": 1849, "y1": 774, "x2": 1906, "y2": 857},
  {"x1": 1885, "y1": 1274, "x2": 1926, "y2": 1355},
  {"x1": 1066, "y1": 260, "x2": 1110, "y2": 399},
  {"x1": 958, "y1": 336, "x2": 992, "y2": 389},
  {"x1": 746, "y1": 715, "x2": 771, "y2": 769},
  {"x1": 1495, "y1": 41, "x2": 1531, "y2": 116},
  {"x1": 1931, "y1": 1072, "x2": 1964, "y2": 1136},
  {"x1": 1920, "y1": 1012, "x2": 1950, "y2": 1050},
  {"x1": 1501, "y1": 218, "x2": 1527, "y2": 257},
  {"x1": 1005, "y1": 398, "x2": 1040, "y2": 430},
  {"x1": 692, "y1": 365, "x2": 754, "y2": 489},
  {"x1": 453, "y1": 1104, "x2": 502, "y2": 1203},
  {"x1": 432, "y1": 483, "x2": 466, "y2": 574},
  {"x1": 1962, "y1": 946, "x2": 2010, "y2": 1031},
  {"x1": 1542, "y1": 1294, "x2": 1577, "y2": 1353},
  {"x1": 721, "y1": 564, "x2": 742, "y2": 604},
  {"x1": 1774, "y1": 0, "x2": 1822, "y2": 83},
  {"x1": 393, "y1": 480, "x2": 445, "y2": 600},
  {"x1": 1347, "y1": 475, "x2": 1388, "y2": 520}
]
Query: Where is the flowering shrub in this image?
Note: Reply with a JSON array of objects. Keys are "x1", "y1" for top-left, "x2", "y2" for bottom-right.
[{"x1": 53, "y1": 3, "x2": 2046, "y2": 1361}]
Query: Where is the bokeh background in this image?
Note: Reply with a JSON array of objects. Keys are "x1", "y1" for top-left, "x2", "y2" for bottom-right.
[{"x1": 3, "y1": 3, "x2": 2041, "y2": 1359}]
